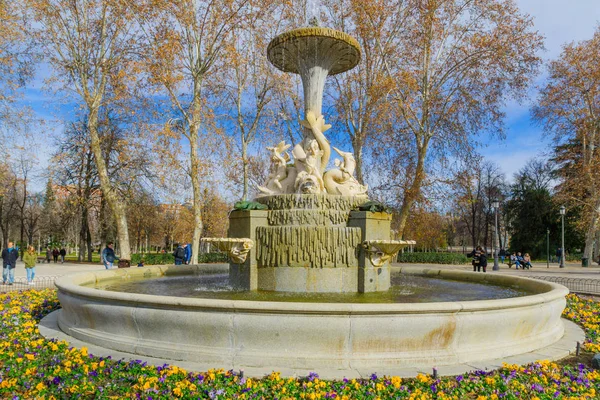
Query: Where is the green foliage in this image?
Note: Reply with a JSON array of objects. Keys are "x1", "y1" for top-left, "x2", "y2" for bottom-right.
[
  {"x1": 356, "y1": 201, "x2": 391, "y2": 213},
  {"x1": 197, "y1": 253, "x2": 229, "y2": 263},
  {"x1": 131, "y1": 252, "x2": 228, "y2": 265},
  {"x1": 506, "y1": 187, "x2": 584, "y2": 259},
  {"x1": 396, "y1": 252, "x2": 469, "y2": 264},
  {"x1": 234, "y1": 201, "x2": 268, "y2": 210},
  {"x1": 131, "y1": 253, "x2": 173, "y2": 265}
]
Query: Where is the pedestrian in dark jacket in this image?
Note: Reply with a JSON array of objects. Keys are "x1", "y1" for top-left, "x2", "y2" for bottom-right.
[
  {"x1": 52, "y1": 248, "x2": 59, "y2": 263},
  {"x1": 45, "y1": 247, "x2": 51, "y2": 264},
  {"x1": 59, "y1": 248, "x2": 66, "y2": 263},
  {"x1": 2, "y1": 241, "x2": 19, "y2": 285},
  {"x1": 468, "y1": 246, "x2": 487, "y2": 273},
  {"x1": 173, "y1": 243, "x2": 185, "y2": 265},
  {"x1": 184, "y1": 243, "x2": 192, "y2": 265},
  {"x1": 102, "y1": 242, "x2": 119, "y2": 269}
]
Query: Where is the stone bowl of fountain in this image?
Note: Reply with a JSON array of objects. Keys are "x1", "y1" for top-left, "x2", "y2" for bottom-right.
[{"x1": 47, "y1": 24, "x2": 576, "y2": 378}]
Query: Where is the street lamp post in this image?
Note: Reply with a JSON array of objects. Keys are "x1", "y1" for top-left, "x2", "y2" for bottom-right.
[
  {"x1": 560, "y1": 206, "x2": 566, "y2": 268},
  {"x1": 492, "y1": 200, "x2": 500, "y2": 271},
  {"x1": 546, "y1": 228, "x2": 550, "y2": 268}
]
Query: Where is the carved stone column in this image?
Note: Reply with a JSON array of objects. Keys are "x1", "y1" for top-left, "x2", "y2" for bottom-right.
[
  {"x1": 227, "y1": 210, "x2": 269, "y2": 290},
  {"x1": 348, "y1": 211, "x2": 393, "y2": 293}
]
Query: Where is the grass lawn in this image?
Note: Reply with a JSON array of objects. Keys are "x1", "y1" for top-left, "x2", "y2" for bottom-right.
[
  {"x1": 64, "y1": 253, "x2": 102, "y2": 263},
  {"x1": 0, "y1": 291, "x2": 599, "y2": 399}
]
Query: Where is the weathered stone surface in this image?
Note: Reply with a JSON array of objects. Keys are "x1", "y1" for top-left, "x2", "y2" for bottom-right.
[
  {"x1": 267, "y1": 27, "x2": 361, "y2": 76},
  {"x1": 256, "y1": 226, "x2": 361, "y2": 268},
  {"x1": 258, "y1": 266, "x2": 358, "y2": 292},
  {"x1": 227, "y1": 210, "x2": 269, "y2": 290},
  {"x1": 256, "y1": 193, "x2": 367, "y2": 211},
  {"x1": 348, "y1": 211, "x2": 393, "y2": 292},
  {"x1": 593, "y1": 353, "x2": 600, "y2": 369},
  {"x1": 55, "y1": 266, "x2": 570, "y2": 374},
  {"x1": 267, "y1": 209, "x2": 349, "y2": 226}
]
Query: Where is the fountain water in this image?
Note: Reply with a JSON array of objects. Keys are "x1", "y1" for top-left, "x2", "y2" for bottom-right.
[{"x1": 50, "y1": 24, "x2": 574, "y2": 378}]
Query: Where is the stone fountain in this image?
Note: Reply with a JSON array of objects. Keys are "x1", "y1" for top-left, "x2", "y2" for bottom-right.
[
  {"x1": 49, "y1": 25, "x2": 575, "y2": 379},
  {"x1": 207, "y1": 25, "x2": 412, "y2": 294}
]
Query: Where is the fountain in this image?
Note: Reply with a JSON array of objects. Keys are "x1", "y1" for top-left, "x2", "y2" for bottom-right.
[{"x1": 48, "y1": 24, "x2": 576, "y2": 378}]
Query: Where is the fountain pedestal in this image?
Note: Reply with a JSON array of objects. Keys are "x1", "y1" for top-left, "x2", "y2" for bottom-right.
[
  {"x1": 226, "y1": 195, "x2": 402, "y2": 293},
  {"x1": 348, "y1": 211, "x2": 393, "y2": 293},
  {"x1": 227, "y1": 210, "x2": 268, "y2": 290}
]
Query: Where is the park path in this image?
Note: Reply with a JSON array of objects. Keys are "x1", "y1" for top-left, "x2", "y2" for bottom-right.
[
  {"x1": 393, "y1": 261, "x2": 600, "y2": 295},
  {"x1": 0, "y1": 260, "x2": 103, "y2": 293}
]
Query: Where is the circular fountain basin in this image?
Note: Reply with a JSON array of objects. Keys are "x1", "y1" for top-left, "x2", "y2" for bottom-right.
[{"x1": 55, "y1": 265, "x2": 568, "y2": 374}]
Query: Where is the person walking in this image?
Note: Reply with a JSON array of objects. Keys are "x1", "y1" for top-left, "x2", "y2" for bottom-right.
[
  {"x1": 184, "y1": 243, "x2": 192, "y2": 265},
  {"x1": 478, "y1": 247, "x2": 488, "y2": 273},
  {"x1": 2, "y1": 241, "x2": 19, "y2": 285},
  {"x1": 101, "y1": 242, "x2": 119, "y2": 269},
  {"x1": 52, "y1": 248, "x2": 59, "y2": 263},
  {"x1": 23, "y1": 245, "x2": 37, "y2": 285},
  {"x1": 45, "y1": 247, "x2": 51, "y2": 264},
  {"x1": 59, "y1": 247, "x2": 66, "y2": 263},
  {"x1": 173, "y1": 243, "x2": 185, "y2": 265}
]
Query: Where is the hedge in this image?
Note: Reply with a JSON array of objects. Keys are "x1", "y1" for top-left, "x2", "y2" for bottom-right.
[
  {"x1": 131, "y1": 252, "x2": 228, "y2": 265},
  {"x1": 396, "y1": 252, "x2": 469, "y2": 264}
]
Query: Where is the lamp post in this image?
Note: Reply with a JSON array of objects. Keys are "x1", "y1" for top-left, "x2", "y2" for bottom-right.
[
  {"x1": 546, "y1": 228, "x2": 550, "y2": 268},
  {"x1": 560, "y1": 206, "x2": 566, "y2": 268},
  {"x1": 492, "y1": 199, "x2": 500, "y2": 271}
]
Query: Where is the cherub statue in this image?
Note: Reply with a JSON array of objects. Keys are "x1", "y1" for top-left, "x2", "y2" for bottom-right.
[
  {"x1": 293, "y1": 138, "x2": 325, "y2": 193},
  {"x1": 323, "y1": 147, "x2": 368, "y2": 196},
  {"x1": 257, "y1": 141, "x2": 297, "y2": 195}
]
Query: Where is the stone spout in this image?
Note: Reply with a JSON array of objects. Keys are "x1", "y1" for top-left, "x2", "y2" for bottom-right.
[
  {"x1": 201, "y1": 238, "x2": 254, "y2": 264},
  {"x1": 362, "y1": 240, "x2": 416, "y2": 268}
]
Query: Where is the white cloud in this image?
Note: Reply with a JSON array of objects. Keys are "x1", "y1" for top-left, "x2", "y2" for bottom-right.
[{"x1": 516, "y1": 0, "x2": 600, "y2": 60}]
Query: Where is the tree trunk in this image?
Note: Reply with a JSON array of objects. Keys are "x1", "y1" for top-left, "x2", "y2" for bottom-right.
[
  {"x1": 78, "y1": 203, "x2": 89, "y2": 262},
  {"x1": 20, "y1": 179, "x2": 26, "y2": 255},
  {"x1": 88, "y1": 107, "x2": 132, "y2": 260},
  {"x1": 352, "y1": 137, "x2": 364, "y2": 185},
  {"x1": 242, "y1": 139, "x2": 249, "y2": 201},
  {"x1": 189, "y1": 129, "x2": 204, "y2": 264},
  {"x1": 583, "y1": 214, "x2": 598, "y2": 261},
  {"x1": 86, "y1": 223, "x2": 92, "y2": 262},
  {"x1": 396, "y1": 141, "x2": 428, "y2": 237}
]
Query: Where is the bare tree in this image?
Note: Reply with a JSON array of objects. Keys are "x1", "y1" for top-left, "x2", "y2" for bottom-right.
[
  {"x1": 362, "y1": 0, "x2": 543, "y2": 236},
  {"x1": 30, "y1": 0, "x2": 140, "y2": 260},
  {"x1": 136, "y1": 0, "x2": 256, "y2": 263}
]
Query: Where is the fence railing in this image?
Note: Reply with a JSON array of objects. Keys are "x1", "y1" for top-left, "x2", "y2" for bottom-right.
[
  {"x1": 0, "y1": 276, "x2": 59, "y2": 293},
  {"x1": 527, "y1": 275, "x2": 600, "y2": 296}
]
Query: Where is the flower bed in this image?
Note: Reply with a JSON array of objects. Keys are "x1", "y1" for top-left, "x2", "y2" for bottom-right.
[{"x1": 1, "y1": 290, "x2": 599, "y2": 399}]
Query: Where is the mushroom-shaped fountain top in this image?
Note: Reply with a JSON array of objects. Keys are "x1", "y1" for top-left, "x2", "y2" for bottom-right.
[
  {"x1": 267, "y1": 26, "x2": 361, "y2": 140},
  {"x1": 267, "y1": 27, "x2": 361, "y2": 76}
]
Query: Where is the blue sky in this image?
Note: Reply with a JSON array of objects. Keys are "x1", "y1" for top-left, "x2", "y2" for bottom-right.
[
  {"x1": 481, "y1": 0, "x2": 600, "y2": 180},
  {"x1": 16, "y1": 0, "x2": 600, "y2": 190}
]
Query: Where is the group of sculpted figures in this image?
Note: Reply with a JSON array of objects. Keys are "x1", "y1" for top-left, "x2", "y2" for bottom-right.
[{"x1": 258, "y1": 111, "x2": 368, "y2": 197}]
